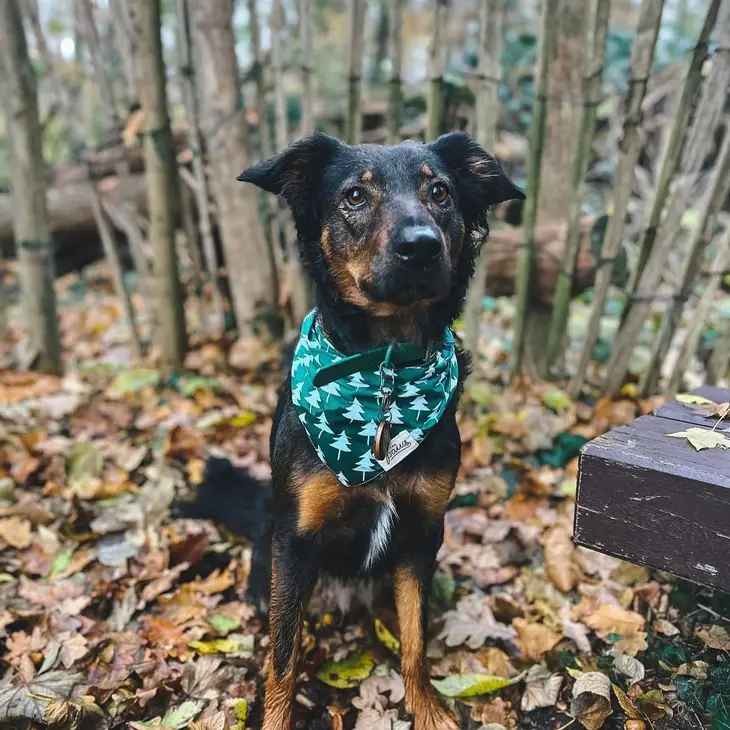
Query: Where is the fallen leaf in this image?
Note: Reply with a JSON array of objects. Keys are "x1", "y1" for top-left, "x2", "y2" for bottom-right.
[
  {"x1": 697, "y1": 625, "x2": 730, "y2": 650},
  {"x1": 374, "y1": 618, "x2": 400, "y2": 655},
  {"x1": 543, "y1": 526, "x2": 579, "y2": 592},
  {"x1": 188, "y1": 636, "x2": 254, "y2": 657},
  {"x1": 0, "y1": 668, "x2": 82, "y2": 721},
  {"x1": 652, "y1": 619, "x2": 679, "y2": 637},
  {"x1": 542, "y1": 387, "x2": 573, "y2": 413},
  {"x1": 582, "y1": 604, "x2": 647, "y2": 656},
  {"x1": 613, "y1": 655, "x2": 645, "y2": 686},
  {"x1": 431, "y1": 673, "x2": 517, "y2": 698},
  {"x1": 612, "y1": 684, "x2": 642, "y2": 720},
  {"x1": 521, "y1": 664, "x2": 562, "y2": 712},
  {"x1": 317, "y1": 652, "x2": 375, "y2": 689},
  {"x1": 0, "y1": 516, "x2": 32, "y2": 549},
  {"x1": 208, "y1": 614, "x2": 241, "y2": 637},
  {"x1": 439, "y1": 594, "x2": 516, "y2": 650},
  {"x1": 571, "y1": 672, "x2": 612, "y2": 730},
  {"x1": 110, "y1": 368, "x2": 161, "y2": 394},
  {"x1": 676, "y1": 394, "x2": 714, "y2": 405},
  {"x1": 161, "y1": 701, "x2": 204, "y2": 729},
  {"x1": 512, "y1": 618, "x2": 561, "y2": 661},
  {"x1": 666, "y1": 427, "x2": 730, "y2": 451}
]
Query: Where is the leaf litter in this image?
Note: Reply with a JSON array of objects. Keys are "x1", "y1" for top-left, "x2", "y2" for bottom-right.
[{"x1": 0, "y1": 275, "x2": 729, "y2": 728}]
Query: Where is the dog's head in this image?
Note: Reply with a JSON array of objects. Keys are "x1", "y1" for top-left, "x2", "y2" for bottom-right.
[{"x1": 239, "y1": 132, "x2": 524, "y2": 321}]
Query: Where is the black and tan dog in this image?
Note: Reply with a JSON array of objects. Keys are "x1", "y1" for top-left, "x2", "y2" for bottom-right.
[{"x1": 237, "y1": 132, "x2": 524, "y2": 730}]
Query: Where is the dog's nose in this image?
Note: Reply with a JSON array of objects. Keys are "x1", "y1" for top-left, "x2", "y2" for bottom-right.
[{"x1": 394, "y1": 226, "x2": 442, "y2": 263}]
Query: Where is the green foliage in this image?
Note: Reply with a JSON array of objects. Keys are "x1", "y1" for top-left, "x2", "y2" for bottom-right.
[{"x1": 675, "y1": 677, "x2": 705, "y2": 710}]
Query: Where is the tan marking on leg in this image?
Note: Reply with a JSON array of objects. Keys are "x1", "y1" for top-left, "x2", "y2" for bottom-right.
[
  {"x1": 294, "y1": 469, "x2": 345, "y2": 532},
  {"x1": 398, "y1": 471, "x2": 455, "y2": 520},
  {"x1": 394, "y1": 566, "x2": 459, "y2": 730}
]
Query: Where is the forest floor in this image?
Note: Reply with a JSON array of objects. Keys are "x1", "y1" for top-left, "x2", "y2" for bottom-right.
[{"x1": 1, "y1": 262, "x2": 729, "y2": 730}]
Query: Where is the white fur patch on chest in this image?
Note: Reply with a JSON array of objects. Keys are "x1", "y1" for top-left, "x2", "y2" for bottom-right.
[{"x1": 363, "y1": 492, "x2": 397, "y2": 572}]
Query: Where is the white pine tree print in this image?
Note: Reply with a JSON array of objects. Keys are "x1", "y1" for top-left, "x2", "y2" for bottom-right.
[
  {"x1": 331, "y1": 431, "x2": 351, "y2": 459},
  {"x1": 337, "y1": 471, "x2": 349, "y2": 486},
  {"x1": 436, "y1": 372, "x2": 447, "y2": 391},
  {"x1": 417, "y1": 362, "x2": 437, "y2": 382},
  {"x1": 427, "y1": 403, "x2": 441, "y2": 423},
  {"x1": 305, "y1": 388, "x2": 322, "y2": 411},
  {"x1": 320, "y1": 381, "x2": 341, "y2": 402},
  {"x1": 401, "y1": 382, "x2": 420, "y2": 398},
  {"x1": 316, "y1": 445, "x2": 326, "y2": 461},
  {"x1": 315, "y1": 412, "x2": 334, "y2": 435},
  {"x1": 389, "y1": 403, "x2": 404, "y2": 425},
  {"x1": 410, "y1": 395, "x2": 429, "y2": 419},
  {"x1": 410, "y1": 427, "x2": 424, "y2": 442},
  {"x1": 348, "y1": 372, "x2": 366, "y2": 390},
  {"x1": 359, "y1": 420, "x2": 378, "y2": 444},
  {"x1": 292, "y1": 382, "x2": 303, "y2": 406},
  {"x1": 298, "y1": 412, "x2": 307, "y2": 424},
  {"x1": 343, "y1": 397, "x2": 365, "y2": 422},
  {"x1": 355, "y1": 449, "x2": 376, "y2": 477}
]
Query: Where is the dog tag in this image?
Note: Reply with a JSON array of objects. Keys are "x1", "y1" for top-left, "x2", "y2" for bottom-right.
[{"x1": 373, "y1": 420, "x2": 392, "y2": 460}]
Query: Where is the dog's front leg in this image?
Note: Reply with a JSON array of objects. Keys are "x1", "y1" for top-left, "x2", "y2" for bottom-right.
[
  {"x1": 394, "y1": 556, "x2": 459, "y2": 730},
  {"x1": 262, "y1": 531, "x2": 317, "y2": 730}
]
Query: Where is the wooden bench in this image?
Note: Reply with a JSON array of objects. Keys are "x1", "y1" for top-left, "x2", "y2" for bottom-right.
[{"x1": 575, "y1": 385, "x2": 730, "y2": 593}]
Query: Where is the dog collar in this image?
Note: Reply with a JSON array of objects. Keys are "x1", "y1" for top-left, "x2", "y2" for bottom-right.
[{"x1": 290, "y1": 309, "x2": 459, "y2": 487}]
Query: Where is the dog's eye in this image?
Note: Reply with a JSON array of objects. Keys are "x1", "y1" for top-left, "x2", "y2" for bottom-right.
[
  {"x1": 431, "y1": 183, "x2": 450, "y2": 204},
  {"x1": 344, "y1": 187, "x2": 366, "y2": 208}
]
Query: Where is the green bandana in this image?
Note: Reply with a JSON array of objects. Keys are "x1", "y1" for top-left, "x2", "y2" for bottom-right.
[{"x1": 291, "y1": 310, "x2": 459, "y2": 487}]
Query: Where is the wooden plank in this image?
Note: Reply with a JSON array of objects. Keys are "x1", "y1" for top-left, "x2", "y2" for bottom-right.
[
  {"x1": 575, "y1": 413, "x2": 730, "y2": 592},
  {"x1": 655, "y1": 385, "x2": 730, "y2": 427}
]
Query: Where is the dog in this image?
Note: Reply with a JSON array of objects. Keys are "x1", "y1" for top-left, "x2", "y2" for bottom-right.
[{"x1": 237, "y1": 132, "x2": 524, "y2": 730}]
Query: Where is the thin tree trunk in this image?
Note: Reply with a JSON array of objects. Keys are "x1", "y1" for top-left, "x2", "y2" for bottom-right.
[
  {"x1": 624, "y1": 0, "x2": 722, "y2": 309},
  {"x1": 666, "y1": 226, "x2": 730, "y2": 397},
  {"x1": 640, "y1": 124, "x2": 730, "y2": 395},
  {"x1": 427, "y1": 0, "x2": 448, "y2": 141},
  {"x1": 109, "y1": 0, "x2": 138, "y2": 107},
  {"x1": 537, "y1": 0, "x2": 588, "y2": 223},
  {"x1": 346, "y1": 0, "x2": 366, "y2": 144},
  {"x1": 545, "y1": 0, "x2": 612, "y2": 374},
  {"x1": 510, "y1": 0, "x2": 559, "y2": 377},
  {"x1": 463, "y1": 0, "x2": 504, "y2": 356},
  {"x1": 709, "y1": 320, "x2": 730, "y2": 384},
  {"x1": 174, "y1": 0, "x2": 225, "y2": 329},
  {"x1": 299, "y1": 0, "x2": 314, "y2": 137},
  {"x1": 387, "y1": 0, "x2": 406, "y2": 144},
  {"x1": 179, "y1": 183, "x2": 211, "y2": 333},
  {"x1": 76, "y1": 0, "x2": 121, "y2": 132},
  {"x1": 102, "y1": 198, "x2": 151, "y2": 285},
  {"x1": 603, "y1": 0, "x2": 730, "y2": 395},
  {"x1": 568, "y1": 0, "x2": 665, "y2": 397},
  {"x1": 130, "y1": 0, "x2": 187, "y2": 367},
  {"x1": 88, "y1": 178, "x2": 142, "y2": 357},
  {"x1": 194, "y1": 0, "x2": 277, "y2": 335},
  {"x1": 0, "y1": 0, "x2": 62, "y2": 374}
]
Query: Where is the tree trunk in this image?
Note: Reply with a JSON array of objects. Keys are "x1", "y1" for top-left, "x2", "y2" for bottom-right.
[
  {"x1": 299, "y1": 0, "x2": 314, "y2": 137},
  {"x1": 109, "y1": 0, "x2": 138, "y2": 107},
  {"x1": 130, "y1": 0, "x2": 188, "y2": 366},
  {"x1": 545, "y1": 0, "x2": 612, "y2": 374},
  {"x1": 427, "y1": 0, "x2": 448, "y2": 141},
  {"x1": 510, "y1": 0, "x2": 559, "y2": 377},
  {"x1": 463, "y1": 0, "x2": 504, "y2": 357},
  {"x1": 0, "y1": 0, "x2": 62, "y2": 374},
  {"x1": 387, "y1": 0, "x2": 405, "y2": 144},
  {"x1": 346, "y1": 0, "x2": 366, "y2": 144},
  {"x1": 193, "y1": 0, "x2": 277, "y2": 335},
  {"x1": 568, "y1": 0, "x2": 665, "y2": 397}
]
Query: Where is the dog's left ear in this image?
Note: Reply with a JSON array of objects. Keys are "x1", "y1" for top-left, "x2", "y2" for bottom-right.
[
  {"x1": 428, "y1": 131, "x2": 525, "y2": 232},
  {"x1": 237, "y1": 132, "x2": 343, "y2": 214}
]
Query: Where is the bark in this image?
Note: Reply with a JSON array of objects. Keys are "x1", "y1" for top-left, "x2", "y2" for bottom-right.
[
  {"x1": 603, "y1": 0, "x2": 730, "y2": 395},
  {"x1": 270, "y1": 0, "x2": 289, "y2": 154},
  {"x1": 708, "y1": 321, "x2": 730, "y2": 384},
  {"x1": 88, "y1": 179, "x2": 142, "y2": 357},
  {"x1": 193, "y1": 0, "x2": 277, "y2": 334},
  {"x1": 130, "y1": 0, "x2": 188, "y2": 366},
  {"x1": 175, "y1": 0, "x2": 225, "y2": 329},
  {"x1": 568, "y1": 0, "x2": 665, "y2": 397},
  {"x1": 545, "y1": 0, "x2": 612, "y2": 374},
  {"x1": 76, "y1": 0, "x2": 121, "y2": 131},
  {"x1": 387, "y1": 0, "x2": 405, "y2": 144},
  {"x1": 537, "y1": 0, "x2": 588, "y2": 223},
  {"x1": 347, "y1": 0, "x2": 366, "y2": 144},
  {"x1": 510, "y1": 0, "x2": 559, "y2": 377},
  {"x1": 640, "y1": 125, "x2": 730, "y2": 395},
  {"x1": 463, "y1": 0, "x2": 504, "y2": 356},
  {"x1": 299, "y1": 0, "x2": 315, "y2": 137},
  {"x1": 109, "y1": 0, "x2": 138, "y2": 106},
  {"x1": 0, "y1": 0, "x2": 62, "y2": 373},
  {"x1": 427, "y1": 0, "x2": 449, "y2": 141}
]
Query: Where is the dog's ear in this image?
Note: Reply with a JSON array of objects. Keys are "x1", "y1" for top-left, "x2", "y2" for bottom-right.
[
  {"x1": 238, "y1": 132, "x2": 343, "y2": 211},
  {"x1": 428, "y1": 131, "x2": 525, "y2": 232}
]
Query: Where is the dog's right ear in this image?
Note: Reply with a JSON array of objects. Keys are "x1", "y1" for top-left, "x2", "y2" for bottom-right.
[{"x1": 238, "y1": 132, "x2": 343, "y2": 211}]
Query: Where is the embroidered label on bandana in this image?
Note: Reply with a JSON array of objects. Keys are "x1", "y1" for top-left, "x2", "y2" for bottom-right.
[{"x1": 291, "y1": 310, "x2": 459, "y2": 487}]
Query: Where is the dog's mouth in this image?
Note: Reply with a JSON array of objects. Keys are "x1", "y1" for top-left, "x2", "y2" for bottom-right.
[{"x1": 358, "y1": 266, "x2": 450, "y2": 309}]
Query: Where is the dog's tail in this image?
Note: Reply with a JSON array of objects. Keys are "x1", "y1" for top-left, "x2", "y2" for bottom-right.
[{"x1": 173, "y1": 455, "x2": 273, "y2": 611}]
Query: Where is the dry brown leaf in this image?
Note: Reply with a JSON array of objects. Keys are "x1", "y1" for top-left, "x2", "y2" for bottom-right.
[
  {"x1": 468, "y1": 696, "x2": 517, "y2": 728},
  {"x1": 0, "y1": 516, "x2": 32, "y2": 549},
  {"x1": 696, "y1": 624, "x2": 730, "y2": 650},
  {"x1": 571, "y1": 672, "x2": 612, "y2": 730},
  {"x1": 612, "y1": 684, "x2": 642, "y2": 720},
  {"x1": 613, "y1": 655, "x2": 644, "y2": 687},
  {"x1": 543, "y1": 526, "x2": 579, "y2": 592},
  {"x1": 189, "y1": 711, "x2": 226, "y2": 730},
  {"x1": 476, "y1": 647, "x2": 518, "y2": 679},
  {"x1": 582, "y1": 604, "x2": 647, "y2": 656},
  {"x1": 512, "y1": 618, "x2": 561, "y2": 661},
  {"x1": 652, "y1": 619, "x2": 679, "y2": 637}
]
